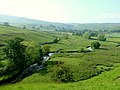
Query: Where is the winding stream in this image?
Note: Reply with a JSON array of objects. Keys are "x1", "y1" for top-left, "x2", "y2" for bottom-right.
[{"x1": 0, "y1": 53, "x2": 54, "y2": 84}]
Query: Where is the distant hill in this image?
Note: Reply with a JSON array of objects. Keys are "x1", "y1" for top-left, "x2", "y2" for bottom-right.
[
  {"x1": 0, "y1": 14, "x2": 48, "y2": 24},
  {"x1": 0, "y1": 14, "x2": 75, "y2": 30},
  {"x1": 72, "y1": 23, "x2": 120, "y2": 31},
  {"x1": 0, "y1": 14, "x2": 120, "y2": 31}
]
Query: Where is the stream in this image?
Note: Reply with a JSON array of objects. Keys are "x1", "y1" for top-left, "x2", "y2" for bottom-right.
[{"x1": 0, "y1": 53, "x2": 54, "y2": 84}]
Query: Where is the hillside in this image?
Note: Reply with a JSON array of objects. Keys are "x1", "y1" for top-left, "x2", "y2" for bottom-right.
[
  {"x1": 73, "y1": 23, "x2": 120, "y2": 31},
  {"x1": 0, "y1": 14, "x2": 74, "y2": 30},
  {"x1": 0, "y1": 25, "x2": 56, "y2": 44},
  {"x1": 0, "y1": 14, "x2": 120, "y2": 31},
  {"x1": 1, "y1": 64, "x2": 120, "y2": 90}
]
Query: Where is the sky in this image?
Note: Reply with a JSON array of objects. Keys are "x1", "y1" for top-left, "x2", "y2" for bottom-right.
[{"x1": 0, "y1": 0, "x2": 120, "y2": 23}]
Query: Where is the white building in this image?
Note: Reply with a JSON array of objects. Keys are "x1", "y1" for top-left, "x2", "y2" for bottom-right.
[{"x1": 86, "y1": 46, "x2": 94, "y2": 51}]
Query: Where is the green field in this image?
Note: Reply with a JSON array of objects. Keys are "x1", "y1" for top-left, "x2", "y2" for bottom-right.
[
  {"x1": 0, "y1": 26, "x2": 120, "y2": 90},
  {"x1": 0, "y1": 26, "x2": 56, "y2": 43}
]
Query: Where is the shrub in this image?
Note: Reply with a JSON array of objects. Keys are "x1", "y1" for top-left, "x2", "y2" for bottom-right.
[
  {"x1": 47, "y1": 61, "x2": 102, "y2": 83},
  {"x1": 91, "y1": 41, "x2": 101, "y2": 49},
  {"x1": 98, "y1": 34, "x2": 106, "y2": 41},
  {"x1": 49, "y1": 64, "x2": 74, "y2": 82},
  {"x1": 83, "y1": 32, "x2": 91, "y2": 39},
  {"x1": 53, "y1": 38, "x2": 59, "y2": 43},
  {"x1": 42, "y1": 45, "x2": 51, "y2": 56},
  {"x1": 72, "y1": 63, "x2": 101, "y2": 81}
]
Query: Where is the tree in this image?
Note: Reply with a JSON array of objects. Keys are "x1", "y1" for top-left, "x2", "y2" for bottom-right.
[
  {"x1": 2, "y1": 37, "x2": 43, "y2": 76},
  {"x1": 23, "y1": 25, "x2": 26, "y2": 29},
  {"x1": 91, "y1": 41, "x2": 101, "y2": 49},
  {"x1": 3, "y1": 37, "x2": 26, "y2": 69},
  {"x1": 32, "y1": 26, "x2": 35, "y2": 29},
  {"x1": 83, "y1": 32, "x2": 91, "y2": 39},
  {"x1": 98, "y1": 34, "x2": 106, "y2": 41},
  {"x1": 73, "y1": 31, "x2": 82, "y2": 36},
  {"x1": 53, "y1": 38, "x2": 59, "y2": 43},
  {"x1": 3, "y1": 22, "x2": 9, "y2": 27},
  {"x1": 25, "y1": 42, "x2": 43, "y2": 65},
  {"x1": 42, "y1": 45, "x2": 51, "y2": 55},
  {"x1": 90, "y1": 32, "x2": 98, "y2": 37}
]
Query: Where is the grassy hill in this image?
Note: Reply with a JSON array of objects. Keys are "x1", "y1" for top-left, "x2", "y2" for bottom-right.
[
  {"x1": 1, "y1": 14, "x2": 120, "y2": 31},
  {"x1": 0, "y1": 14, "x2": 49, "y2": 26},
  {"x1": 0, "y1": 14, "x2": 74, "y2": 30},
  {"x1": 1, "y1": 64, "x2": 120, "y2": 90},
  {"x1": 0, "y1": 25, "x2": 55, "y2": 44}
]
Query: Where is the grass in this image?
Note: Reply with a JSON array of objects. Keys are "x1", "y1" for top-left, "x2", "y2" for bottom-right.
[
  {"x1": 1, "y1": 64, "x2": 120, "y2": 90},
  {"x1": 0, "y1": 26, "x2": 55, "y2": 43},
  {"x1": 0, "y1": 26, "x2": 120, "y2": 89},
  {"x1": 19, "y1": 45, "x2": 120, "y2": 83}
]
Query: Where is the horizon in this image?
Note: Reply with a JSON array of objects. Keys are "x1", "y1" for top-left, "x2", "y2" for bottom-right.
[
  {"x1": 1, "y1": 14, "x2": 120, "y2": 24},
  {"x1": 0, "y1": 0, "x2": 120, "y2": 23}
]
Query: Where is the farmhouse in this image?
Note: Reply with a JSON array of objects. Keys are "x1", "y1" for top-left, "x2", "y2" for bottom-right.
[{"x1": 86, "y1": 46, "x2": 94, "y2": 51}]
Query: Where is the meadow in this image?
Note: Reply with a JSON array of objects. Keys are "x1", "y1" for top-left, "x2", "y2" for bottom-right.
[
  {"x1": 0, "y1": 26, "x2": 55, "y2": 43},
  {"x1": 0, "y1": 25, "x2": 120, "y2": 90}
]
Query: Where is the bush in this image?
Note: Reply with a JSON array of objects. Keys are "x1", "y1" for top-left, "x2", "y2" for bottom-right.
[
  {"x1": 42, "y1": 45, "x2": 51, "y2": 56},
  {"x1": 49, "y1": 62, "x2": 101, "y2": 82},
  {"x1": 49, "y1": 64, "x2": 74, "y2": 82},
  {"x1": 91, "y1": 41, "x2": 101, "y2": 49},
  {"x1": 53, "y1": 38, "x2": 59, "y2": 43},
  {"x1": 72, "y1": 62, "x2": 101, "y2": 81},
  {"x1": 83, "y1": 32, "x2": 91, "y2": 39},
  {"x1": 25, "y1": 42, "x2": 43, "y2": 65},
  {"x1": 76, "y1": 66, "x2": 101, "y2": 80},
  {"x1": 98, "y1": 34, "x2": 106, "y2": 41}
]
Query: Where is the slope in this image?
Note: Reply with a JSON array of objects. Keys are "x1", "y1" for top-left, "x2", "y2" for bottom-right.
[
  {"x1": 0, "y1": 14, "x2": 74, "y2": 30},
  {"x1": 0, "y1": 63, "x2": 120, "y2": 90},
  {"x1": 0, "y1": 25, "x2": 55, "y2": 44}
]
